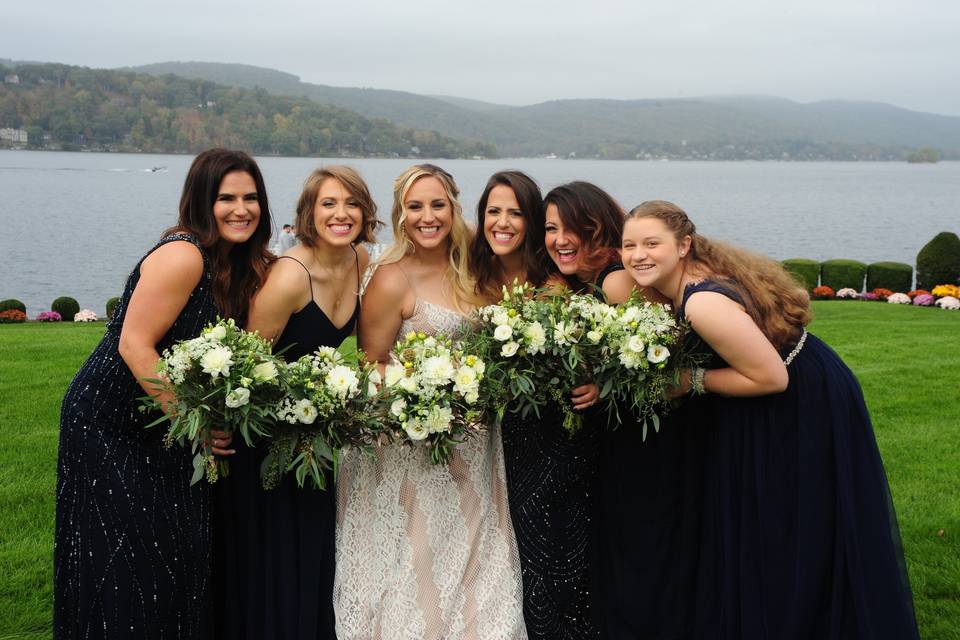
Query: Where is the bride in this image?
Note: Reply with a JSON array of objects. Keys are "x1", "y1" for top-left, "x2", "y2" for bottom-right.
[{"x1": 335, "y1": 164, "x2": 527, "y2": 639}]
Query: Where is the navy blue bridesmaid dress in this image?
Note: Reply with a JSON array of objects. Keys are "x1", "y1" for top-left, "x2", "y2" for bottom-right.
[
  {"x1": 212, "y1": 252, "x2": 359, "y2": 640},
  {"x1": 55, "y1": 234, "x2": 217, "y2": 639},
  {"x1": 681, "y1": 280, "x2": 919, "y2": 640}
]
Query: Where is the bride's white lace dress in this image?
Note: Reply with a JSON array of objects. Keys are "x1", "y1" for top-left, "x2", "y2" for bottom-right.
[{"x1": 335, "y1": 298, "x2": 527, "y2": 640}]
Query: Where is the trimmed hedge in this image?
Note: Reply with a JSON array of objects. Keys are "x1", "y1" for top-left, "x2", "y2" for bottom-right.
[
  {"x1": 106, "y1": 296, "x2": 121, "y2": 320},
  {"x1": 866, "y1": 262, "x2": 913, "y2": 293},
  {"x1": 916, "y1": 231, "x2": 960, "y2": 290},
  {"x1": 782, "y1": 259, "x2": 820, "y2": 290},
  {"x1": 51, "y1": 296, "x2": 80, "y2": 320},
  {"x1": 0, "y1": 299, "x2": 26, "y2": 313},
  {"x1": 821, "y1": 259, "x2": 866, "y2": 291}
]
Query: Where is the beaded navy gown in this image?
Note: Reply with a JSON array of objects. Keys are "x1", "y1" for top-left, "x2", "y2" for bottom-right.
[
  {"x1": 212, "y1": 253, "x2": 359, "y2": 640},
  {"x1": 55, "y1": 234, "x2": 217, "y2": 640},
  {"x1": 500, "y1": 263, "x2": 623, "y2": 640},
  {"x1": 680, "y1": 280, "x2": 919, "y2": 640}
]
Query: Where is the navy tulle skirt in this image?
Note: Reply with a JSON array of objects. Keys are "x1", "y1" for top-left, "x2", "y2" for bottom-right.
[{"x1": 693, "y1": 333, "x2": 918, "y2": 639}]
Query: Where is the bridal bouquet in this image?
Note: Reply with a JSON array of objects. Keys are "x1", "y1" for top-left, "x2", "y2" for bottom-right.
[
  {"x1": 380, "y1": 331, "x2": 494, "y2": 464},
  {"x1": 142, "y1": 318, "x2": 285, "y2": 484},
  {"x1": 261, "y1": 346, "x2": 385, "y2": 490}
]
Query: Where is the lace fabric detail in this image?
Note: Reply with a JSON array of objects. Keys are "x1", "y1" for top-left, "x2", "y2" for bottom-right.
[{"x1": 335, "y1": 298, "x2": 527, "y2": 639}]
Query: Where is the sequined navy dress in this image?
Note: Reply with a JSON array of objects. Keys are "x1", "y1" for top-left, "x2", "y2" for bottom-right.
[
  {"x1": 55, "y1": 234, "x2": 217, "y2": 640},
  {"x1": 680, "y1": 280, "x2": 919, "y2": 639},
  {"x1": 500, "y1": 263, "x2": 623, "y2": 640},
  {"x1": 212, "y1": 252, "x2": 359, "y2": 640}
]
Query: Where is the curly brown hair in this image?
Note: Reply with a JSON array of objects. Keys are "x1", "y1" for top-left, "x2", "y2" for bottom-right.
[{"x1": 627, "y1": 200, "x2": 811, "y2": 350}]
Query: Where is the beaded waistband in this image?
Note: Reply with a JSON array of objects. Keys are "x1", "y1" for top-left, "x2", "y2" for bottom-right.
[{"x1": 784, "y1": 329, "x2": 808, "y2": 366}]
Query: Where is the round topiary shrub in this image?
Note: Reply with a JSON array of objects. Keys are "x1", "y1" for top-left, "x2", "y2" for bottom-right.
[
  {"x1": 106, "y1": 296, "x2": 121, "y2": 320},
  {"x1": 0, "y1": 299, "x2": 26, "y2": 313},
  {"x1": 866, "y1": 262, "x2": 913, "y2": 293},
  {"x1": 51, "y1": 296, "x2": 80, "y2": 320},
  {"x1": 820, "y1": 259, "x2": 866, "y2": 292},
  {"x1": 916, "y1": 231, "x2": 960, "y2": 290},
  {"x1": 782, "y1": 259, "x2": 820, "y2": 291}
]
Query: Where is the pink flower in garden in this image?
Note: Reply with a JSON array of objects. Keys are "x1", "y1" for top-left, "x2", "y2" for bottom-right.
[
  {"x1": 861, "y1": 292, "x2": 880, "y2": 301},
  {"x1": 912, "y1": 294, "x2": 935, "y2": 307},
  {"x1": 36, "y1": 311, "x2": 63, "y2": 322}
]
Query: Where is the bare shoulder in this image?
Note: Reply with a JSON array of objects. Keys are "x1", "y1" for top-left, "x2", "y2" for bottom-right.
[
  {"x1": 262, "y1": 255, "x2": 311, "y2": 298},
  {"x1": 684, "y1": 289, "x2": 746, "y2": 324},
  {"x1": 601, "y1": 269, "x2": 637, "y2": 304},
  {"x1": 140, "y1": 239, "x2": 203, "y2": 283},
  {"x1": 355, "y1": 243, "x2": 371, "y2": 274},
  {"x1": 365, "y1": 262, "x2": 411, "y2": 302}
]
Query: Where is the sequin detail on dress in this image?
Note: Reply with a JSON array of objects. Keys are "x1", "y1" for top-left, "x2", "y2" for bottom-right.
[{"x1": 55, "y1": 234, "x2": 217, "y2": 640}]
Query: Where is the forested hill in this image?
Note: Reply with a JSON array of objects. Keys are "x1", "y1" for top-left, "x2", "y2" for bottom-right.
[
  {"x1": 0, "y1": 62, "x2": 496, "y2": 158},
  {"x1": 132, "y1": 61, "x2": 960, "y2": 160}
]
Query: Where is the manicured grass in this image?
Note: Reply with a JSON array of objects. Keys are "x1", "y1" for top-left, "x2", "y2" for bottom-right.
[{"x1": 0, "y1": 304, "x2": 958, "y2": 639}]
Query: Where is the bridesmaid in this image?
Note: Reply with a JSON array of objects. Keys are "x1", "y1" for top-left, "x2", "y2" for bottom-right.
[
  {"x1": 620, "y1": 200, "x2": 920, "y2": 639},
  {"x1": 213, "y1": 166, "x2": 375, "y2": 640},
  {"x1": 55, "y1": 149, "x2": 271, "y2": 639},
  {"x1": 493, "y1": 180, "x2": 629, "y2": 640}
]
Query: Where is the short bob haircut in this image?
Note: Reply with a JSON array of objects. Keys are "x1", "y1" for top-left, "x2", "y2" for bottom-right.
[{"x1": 294, "y1": 165, "x2": 380, "y2": 246}]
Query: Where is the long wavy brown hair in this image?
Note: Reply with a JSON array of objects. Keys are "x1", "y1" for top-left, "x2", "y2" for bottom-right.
[
  {"x1": 627, "y1": 200, "x2": 810, "y2": 350},
  {"x1": 541, "y1": 181, "x2": 623, "y2": 290},
  {"x1": 468, "y1": 171, "x2": 551, "y2": 302},
  {"x1": 165, "y1": 149, "x2": 274, "y2": 323}
]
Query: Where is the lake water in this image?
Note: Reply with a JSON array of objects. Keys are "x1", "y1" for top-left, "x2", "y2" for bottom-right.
[{"x1": 2, "y1": 150, "x2": 958, "y2": 315}]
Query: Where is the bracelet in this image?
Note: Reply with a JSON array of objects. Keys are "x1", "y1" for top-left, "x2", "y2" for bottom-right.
[{"x1": 690, "y1": 367, "x2": 707, "y2": 395}]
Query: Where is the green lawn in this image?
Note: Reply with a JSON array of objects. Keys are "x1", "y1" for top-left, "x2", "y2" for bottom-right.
[{"x1": 1, "y1": 303, "x2": 958, "y2": 639}]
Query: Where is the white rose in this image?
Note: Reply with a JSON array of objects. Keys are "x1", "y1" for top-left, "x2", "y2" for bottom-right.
[
  {"x1": 647, "y1": 344, "x2": 670, "y2": 364},
  {"x1": 627, "y1": 335, "x2": 646, "y2": 354},
  {"x1": 493, "y1": 324, "x2": 513, "y2": 341},
  {"x1": 295, "y1": 398, "x2": 318, "y2": 424},
  {"x1": 325, "y1": 365, "x2": 360, "y2": 399},
  {"x1": 390, "y1": 398, "x2": 408, "y2": 417},
  {"x1": 384, "y1": 363, "x2": 405, "y2": 387},
  {"x1": 206, "y1": 324, "x2": 227, "y2": 342},
  {"x1": 252, "y1": 361, "x2": 279, "y2": 382},
  {"x1": 200, "y1": 346, "x2": 234, "y2": 378},
  {"x1": 464, "y1": 390, "x2": 479, "y2": 405},
  {"x1": 586, "y1": 330, "x2": 603, "y2": 343},
  {"x1": 453, "y1": 366, "x2": 477, "y2": 391},
  {"x1": 491, "y1": 309, "x2": 510, "y2": 326},
  {"x1": 225, "y1": 387, "x2": 250, "y2": 408},
  {"x1": 404, "y1": 418, "x2": 429, "y2": 441},
  {"x1": 500, "y1": 341, "x2": 519, "y2": 358},
  {"x1": 398, "y1": 375, "x2": 419, "y2": 393}
]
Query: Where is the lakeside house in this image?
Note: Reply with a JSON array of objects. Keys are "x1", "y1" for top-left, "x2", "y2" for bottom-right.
[{"x1": 0, "y1": 128, "x2": 28, "y2": 143}]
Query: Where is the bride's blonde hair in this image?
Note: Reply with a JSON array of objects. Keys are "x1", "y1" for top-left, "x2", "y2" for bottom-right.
[
  {"x1": 627, "y1": 200, "x2": 811, "y2": 350},
  {"x1": 378, "y1": 164, "x2": 478, "y2": 311}
]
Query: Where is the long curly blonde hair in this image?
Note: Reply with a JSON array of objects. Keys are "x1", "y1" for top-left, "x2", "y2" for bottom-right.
[
  {"x1": 378, "y1": 164, "x2": 478, "y2": 310},
  {"x1": 627, "y1": 200, "x2": 811, "y2": 350}
]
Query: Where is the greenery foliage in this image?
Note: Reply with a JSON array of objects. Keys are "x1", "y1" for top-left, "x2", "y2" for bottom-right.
[
  {"x1": 51, "y1": 296, "x2": 79, "y2": 319},
  {"x1": 916, "y1": 232, "x2": 960, "y2": 290},
  {"x1": 820, "y1": 259, "x2": 867, "y2": 291},
  {"x1": 782, "y1": 259, "x2": 820, "y2": 290},
  {"x1": 866, "y1": 262, "x2": 914, "y2": 292},
  {"x1": 105, "y1": 296, "x2": 120, "y2": 320},
  {"x1": 0, "y1": 63, "x2": 495, "y2": 158},
  {"x1": 906, "y1": 147, "x2": 940, "y2": 163},
  {"x1": 0, "y1": 298, "x2": 26, "y2": 313}
]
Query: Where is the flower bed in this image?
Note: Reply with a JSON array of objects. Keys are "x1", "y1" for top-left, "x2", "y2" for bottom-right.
[{"x1": 35, "y1": 311, "x2": 62, "y2": 322}]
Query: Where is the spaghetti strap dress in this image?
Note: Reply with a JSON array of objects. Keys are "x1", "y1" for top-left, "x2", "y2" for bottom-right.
[
  {"x1": 681, "y1": 280, "x2": 919, "y2": 640},
  {"x1": 55, "y1": 233, "x2": 217, "y2": 640},
  {"x1": 212, "y1": 250, "x2": 360, "y2": 640},
  {"x1": 500, "y1": 262, "x2": 624, "y2": 640}
]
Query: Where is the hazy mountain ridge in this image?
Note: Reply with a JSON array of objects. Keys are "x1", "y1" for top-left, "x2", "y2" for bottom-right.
[{"x1": 127, "y1": 62, "x2": 960, "y2": 159}]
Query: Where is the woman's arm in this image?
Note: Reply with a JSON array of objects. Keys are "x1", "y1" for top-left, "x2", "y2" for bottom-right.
[
  {"x1": 600, "y1": 269, "x2": 637, "y2": 305},
  {"x1": 246, "y1": 258, "x2": 310, "y2": 343},
  {"x1": 119, "y1": 241, "x2": 204, "y2": 405},
  {"x1": 682, "y1": 291, "x2": 789, "y2": 397},
  {"x1": 359, "y1": 263, "x2": 413, "y2": 367}
]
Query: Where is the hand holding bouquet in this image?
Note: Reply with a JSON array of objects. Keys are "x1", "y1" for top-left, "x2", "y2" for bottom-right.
[
  {"x1": 142, "y1": 318, "x2": 285, "y2": 484},
  {"x1": 262, "y1": 346, "x2": 386, "y2": 490}
]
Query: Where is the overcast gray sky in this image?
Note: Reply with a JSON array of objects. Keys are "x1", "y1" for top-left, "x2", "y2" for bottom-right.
[{"x1": 6, "y1": 0, "x2": 960, "y2": 115}]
